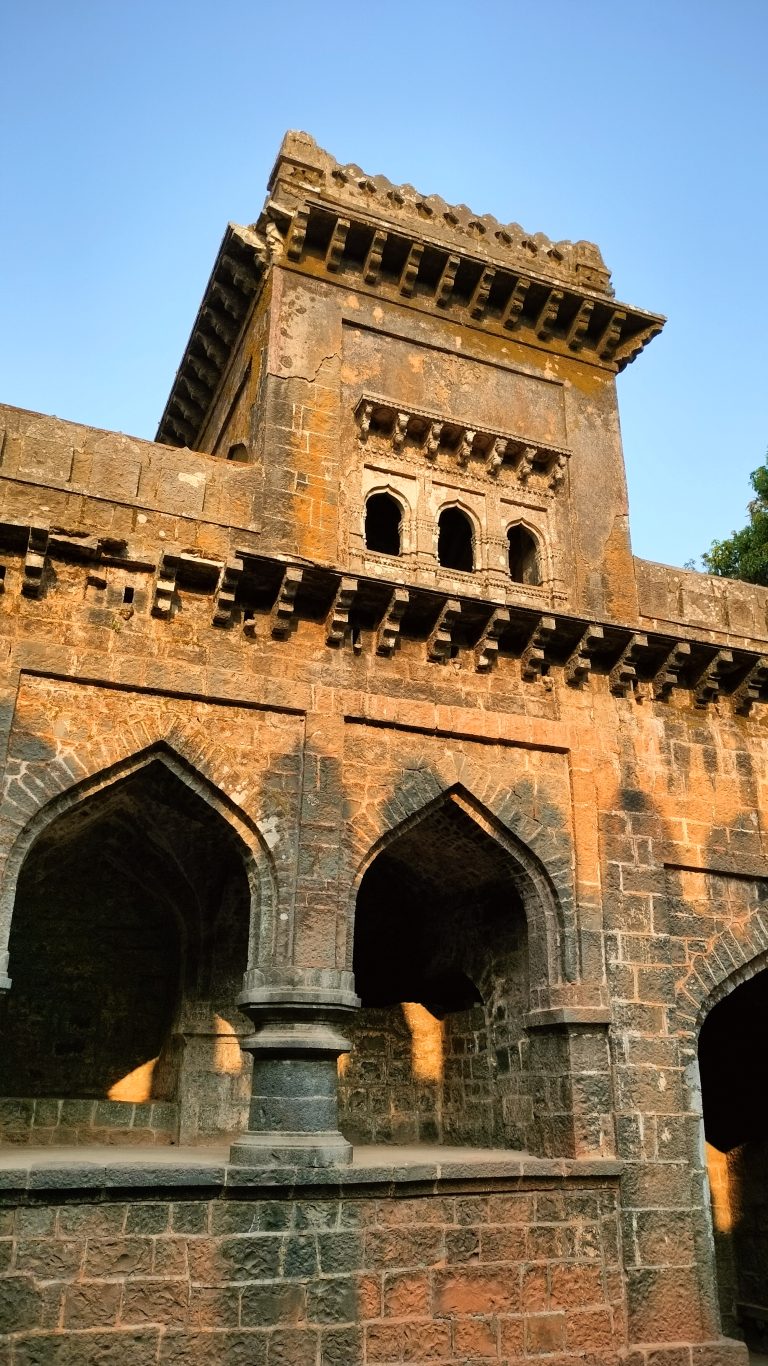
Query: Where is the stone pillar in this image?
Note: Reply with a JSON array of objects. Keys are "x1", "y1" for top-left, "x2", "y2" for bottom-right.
[
  {"x1": 229, "y1": 968, "x2": 359, "y2": 1168},
  {"x1": 526, "y1": 1005, "x2": 614, "y2": 1158}
]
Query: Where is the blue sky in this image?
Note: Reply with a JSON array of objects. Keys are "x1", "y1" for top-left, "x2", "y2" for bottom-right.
[{"x1": 2, "y1": 0, "x2": 767, "y2": 569}]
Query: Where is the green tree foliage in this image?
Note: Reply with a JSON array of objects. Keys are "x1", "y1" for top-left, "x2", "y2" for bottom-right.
[{"x1": 703, "y1": 456, "x2": 768, "y2": 585}]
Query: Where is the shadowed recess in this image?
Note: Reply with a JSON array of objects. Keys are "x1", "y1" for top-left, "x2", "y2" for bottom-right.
[
  {"x1": 343, "y1": 799, "x2": 531, "y2": 1148},
  {"x1": 700, "y1": 967, "x2": 768, "y2": 1350},
  {"x1": 0, "y1": 761, "x2": 250, "y2": 1119}
]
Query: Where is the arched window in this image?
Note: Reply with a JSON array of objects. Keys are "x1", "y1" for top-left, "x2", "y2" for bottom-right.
[
  {"x1": 438, "y1": 507, "x2": 474, "y2": 572},
  {"x1": 365, "y1": 492, "x2": 402, "y2": 555},
  {"x1": 227, "y1": 442, "x2": 248, "y2": 463},
  {"x1": 507, "y1": 525, "x2": 541, "y2": 585}
]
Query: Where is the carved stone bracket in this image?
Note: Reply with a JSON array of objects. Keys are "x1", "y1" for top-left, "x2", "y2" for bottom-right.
[
  {"x1": 325, "y1": 216, "x2": 350, "y2": 272},
  {"x1": 286, "y1": 207, "x2": 310, "y2": 261},
  {"x1": 609, "y1": 633, "x2": 649, "y2": 697},
  {"x1": 732, "y1": 656, "x2": 768, "y2": 715},
  {"x1": 652, "y1": 641, "x2": 691, "y2": 700},
  {"x1": 326, "y1": 576, "x2": 358, "y2": 646},
  {"x1": 152, "y1": 554, "x2": 179, "y2": 618},
  {"x1": 354, "y1": 395, "x2": 569, "y2": 489},
  {"x1": 474, "y1": 607, "x2": 511, "y2": 673},
  {"x1": 271, "y1": 567, "x2": 304, "y2": 639},
  {"x1": 427, "y1": 598, "x2": 461, "y2": 663},
  {"x1": 22, "y1": 526, "x2": 49, "y2": 599},
  {"x1": 213, "y1": 557, "x2": 244, "y2": 627},
  {"x1": 693, "y1": 649, "x2": 734, "y2": 708},
  {"x1": 565, "y1": 624, "x2": 604, "y2": 687},
  {"x1": 363, "y1": 229, "x2": 387, "y2": 284},
  {"x1": 376, "y1": 588, "x2": 409, "y2": 656},
  {"x1": 520, "y1": 615, "x2": 557, "y2": 681}
]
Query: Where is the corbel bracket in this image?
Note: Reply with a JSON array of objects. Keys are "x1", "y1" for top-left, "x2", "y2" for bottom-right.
[
  {"x1": 565, "y1": 624, "x2": 604, "y2": 687},
  {"x1": 609, "y1": 633, "x2": 649, "y2": 697},
  {"x1": 468, "y1": 266, "x2": 495, "y2": 319},
  {"x1": 22, "y1": 526, "x2": 50, "y2": 598},
  {"x1": 520, "y1": 615, "x2": 557, "y2": 682},
  {"x1": 652, "y1": 641, "x2": 691, "y2": 700},
  {"x1": 732, "y1": 656, "x2": 768, "y2": 715},
  {"x1": 474, "y1": 607, "x2": 511, "y2": 673},
  {"x1": 376, "y1": 588, "x2": 409, "y2": 657},
  {"x1": 427, "y1": 598, "x2": 461, "y2": 663},
  {"x1": 399, "y1": 242, "x2": 424, "y2": 296},
  {"x1": 326, "y1": 576, "x2": 358, "y2": 646},
  {"x1": 693, "y1": 649, "x2": 734, "y2": 708},
  {"x1": 152, "y1": 553, "x2": 180, "y2": 618},
  {"x1": 363, "y1": 229, "x2": 387, "y2": 285},
  {"x1": 213, "y1": 557, "x2": 244, "y2": 627},
  {"x1": 271, "y1": 566, "x2": 304, "y2": 639}
]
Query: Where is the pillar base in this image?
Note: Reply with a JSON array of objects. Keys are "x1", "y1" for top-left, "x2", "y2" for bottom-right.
[
  {"x1": 230, "y1": 970, "x2": 359, "y2": 1169},
  {"x1": 229, "y1": 1130, "x2": 353, "y2": 1168}
]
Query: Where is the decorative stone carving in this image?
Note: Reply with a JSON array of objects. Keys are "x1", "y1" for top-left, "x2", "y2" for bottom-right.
[
  {"x1": 520, "y1": 615, "x2": 557, "y2": 681},
  {"x1": 326, "y1": 576, "x2": 358, "y2": 646},
  {"x1": 609, "y1": 633, "x2": 649, "y2": 697},
  {"x1": 474, "y1": 607, "x2": 510, "y2": 673},
  {"x1": 427, "y1": 598, "x2": 461, "y2": 663},
  {"x1": 271, "y1": 567, "x2": 304, "y2": 639},
  {"x1": 652, "y1": 641, "x2": 691, "y2": 700},
  {"x1": 376, "y1": 588, "x2": 409, "y2": 656},
  {"x1": 354, "y1": 395, "x2": 569, "y2": 489},
  {"x1": 21, "y1": 526, "x2": 49, "y2": 599},
  {"x1": 693, "y1": 649, "x2": 734, "y2": 708},
  {"x1": 732, "y1": 656, "x2": 768, "y2": 715},
  {"x1": 565, "y1": 624, "x2": 604, "y2": 687},
  {"x1": 213, "y1": 558, "x2": 243, "y2": 628}
]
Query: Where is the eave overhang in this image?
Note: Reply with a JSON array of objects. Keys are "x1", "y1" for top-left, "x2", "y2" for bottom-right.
[{"x1": 155, "y1": 223, "x2": 266, "y2": 448}]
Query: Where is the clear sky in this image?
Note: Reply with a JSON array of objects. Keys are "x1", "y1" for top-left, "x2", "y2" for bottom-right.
[{"x1": 1, "y1": 0, "x2": 766, "y2": 570}]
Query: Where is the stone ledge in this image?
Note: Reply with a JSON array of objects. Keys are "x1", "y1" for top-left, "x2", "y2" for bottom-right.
[{"x1": 0, "y1": 1144, "x2": 622, "y2": 1198}]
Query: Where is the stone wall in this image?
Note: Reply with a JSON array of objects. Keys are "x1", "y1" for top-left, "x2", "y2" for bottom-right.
[{"x1": 0, "y1": 1165, "x2": 625, "y2": 1365}]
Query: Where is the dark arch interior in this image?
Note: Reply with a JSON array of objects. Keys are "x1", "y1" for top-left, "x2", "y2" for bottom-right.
[
  {"x1": 0, "y1": 761, "x2": 251, "y2": 1140},
  {"x1": 365, "y1": 492, "x2": 402, "y2": 555},
  {"x1": 507, "y1": 525, "x2": 541, "y2": 585},
  {"x1": 437, "y1": 507, "x2": 474, "y2": 572},
  {"x1": 699, "y1": 968, "x2": 768, "y2": 1349},
  {"x1": 343, "y1": 800, "x2": 533, "y2": 1149}
]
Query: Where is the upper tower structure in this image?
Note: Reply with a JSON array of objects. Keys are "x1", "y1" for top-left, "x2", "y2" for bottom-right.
[{"x1": 157, "y1": 131, "x2": 664, "y2": 622}]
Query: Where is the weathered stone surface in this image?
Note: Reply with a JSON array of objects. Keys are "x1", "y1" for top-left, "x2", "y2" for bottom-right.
[{"x1": 0, "y1": 131, "x2": 762, "y2": 1363}]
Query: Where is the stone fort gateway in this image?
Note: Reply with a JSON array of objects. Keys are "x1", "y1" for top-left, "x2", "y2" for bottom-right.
[{"x1": 0, "y1": 131, "x2": 766, "y2": 1365}]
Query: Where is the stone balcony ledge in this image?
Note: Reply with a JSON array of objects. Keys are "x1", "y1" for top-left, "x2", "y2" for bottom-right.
[{"x1": 0, "y1": 1143, "x2": 622, "y2": 1197}]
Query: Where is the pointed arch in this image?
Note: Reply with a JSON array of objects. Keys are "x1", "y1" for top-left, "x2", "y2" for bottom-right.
[
  {"x1": 0, "y1": 741, "x2": 278, "y2": 982},
  {"x1": 436, "y1": 503, "x2": 477, "y2": 572},
  {"x1": 506, "y1": 520, "x2": 542, "y2": 586},
  {"x1": 364, "y1": 489, "x2": 405, "y2": 556},
  {"x1": 348, "y1": 782, "x2": 567, "y2": 990}
]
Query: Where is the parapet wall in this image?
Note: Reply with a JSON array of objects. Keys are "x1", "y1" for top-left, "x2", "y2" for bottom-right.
[
  {"x1": 0, "y1": 1159, "x2": 626, "y2": 1365},
  {"x1": 636, "y1": 556, "x2": 768, "y2": 644}
]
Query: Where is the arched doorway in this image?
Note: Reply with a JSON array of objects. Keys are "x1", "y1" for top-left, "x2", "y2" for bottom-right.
[
  {"x1": 341, "y1": 796, "x2": 535, "y2": 1150},
  {"x1": 699, "y1": 967, "x2": 768, "y2": 1353},
  {"x1": 0, "y1": 758, "x2": 252, "y2": 1145}
]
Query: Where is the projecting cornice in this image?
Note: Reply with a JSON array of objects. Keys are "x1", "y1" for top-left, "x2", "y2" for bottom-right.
[
  {"x1": 156, "y1": 133, "x2": 665, "y2": 449},
  {"x1": 268, "y1": 131, "x2": 614, "y2": 294},
  {"x1": 156, "y1": 223, "x2": 267, "y2": 448},
  {"x1": 260, "y1": 132, "x2": 664, "y2": 371}
]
